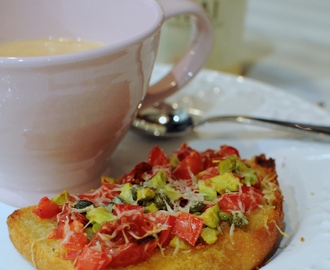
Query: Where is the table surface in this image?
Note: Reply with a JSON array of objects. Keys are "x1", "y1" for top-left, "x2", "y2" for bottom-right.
[{"x1": 243, "y1": 0, "x2": 330, "y2": 113}]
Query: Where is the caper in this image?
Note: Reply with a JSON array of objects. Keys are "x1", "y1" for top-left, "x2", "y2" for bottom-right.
[
  {"x1": 131, "y1": 185, "x2": 139, "y2": 201},
  {"x1": 74, "y1": 200, "x2": 94, "y2": 210},
  {"x1": 85, "y1": 227, "x2": 95, "y2": 241},
  {"x1": 189, "y1": 201, "x2": 206, "y2": 213},
  {"x1": 228, "y1": 212, "x2": 249, "y2": 228},
  {"x1": 154, "y1": 190, "x2": 172, "y2": 210}
]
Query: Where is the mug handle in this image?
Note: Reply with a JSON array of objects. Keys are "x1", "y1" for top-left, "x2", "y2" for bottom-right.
[{"x1": 141, "y1": 0, "x2": 213, "y2": 108}]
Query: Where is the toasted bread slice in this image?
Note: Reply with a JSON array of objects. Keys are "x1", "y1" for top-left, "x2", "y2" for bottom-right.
[{"x1": 7, "y1": 153, "x2": 283, "y2": 270}]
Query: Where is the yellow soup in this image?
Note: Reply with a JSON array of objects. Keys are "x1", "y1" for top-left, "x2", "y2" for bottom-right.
[{"x1": 0, "y1": 38, "x2": 103, "y2": 57}]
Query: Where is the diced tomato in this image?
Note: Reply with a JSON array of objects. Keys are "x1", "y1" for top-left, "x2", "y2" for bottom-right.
[
  {"x1": 218, "y1": 194, "x2": 242, "y2": 213},
  {"x1": 33, "y1": 196, "x2": 61, "y2": 219},
  {"x1": 112, "y1": 204, "x2": 144, "y2": 216},
  {"x1": 174, "y1": 143, "x2": 196, "y2": 161},
  {"x1": 148, "y1": 145, "x2": 169, "y2": 166},
  {"x1": 97, "y1": 208, "x2": 153, "y2": 246},
  {"x1": 119, "y1": 162, "x2": 152, "y2": 184},
  {"x1": 158, "y1": 215, "x2": 177, "y2": 247},
  {"x1": 219, "y1": 186, "x2": 264, "y2": 213},
  {"x1": 172, "y1": 151, "x2": 204, "y2": 180},
  {"x1": 108, "y1": 241, "x2": 157, "y2": 268},
  {"x1": 200, "y1": 149, "x2": 221, "y2": 169},
  {"x1": 173, "y1": 212, "x2": 204, "y2": 246},
  {"x1": 78, "y1": 183, "x2": 121, "y2": 204},
  {"x1": 240, "y1": 186, "x2": 264, "y2": 211},
  {"x1": 49, "y1": 204, "x2": 87, "y2": 240},
  {"x1": 48, "y1": 223, "x2": 65, "y2": 239},
  {"x1": 198, "y1": 166, "x2": 219, "y2": 180},
  {"x1": 75, "y1": 246, "x2": 112, "y2": 270},
  {"x1": 219, "y1": 145, "x2": 240, "y2": 158},
  {"x1": 61, "y1": 232, "x2": 88, "y2": 259},
  {"x1": 83, "y1": 210, "x2": 158, "y2": 269}
]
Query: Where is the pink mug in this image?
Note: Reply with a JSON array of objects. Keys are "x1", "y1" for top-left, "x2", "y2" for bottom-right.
[{"x1": 0, "y1": 0, "x2": 213, "y2": 207}]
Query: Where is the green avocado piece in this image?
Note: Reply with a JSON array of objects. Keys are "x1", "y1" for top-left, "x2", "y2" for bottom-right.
[
  {"x1": 51, "y1": 190, "x2": 70, "y2": 205},
  {"x1": 86, "y1": 206, "x2": 115, "y2": 228},
  {"x1": 198, "y1": 180, "x2": 217, "y2": 201},
  {"x1": 163, "y1": 184, "x2": 182, "y2": 201},
  {"x1": 218, "y1": 155, "x2": 237, "y2": 174},
  {"x1": 119, "y1": 183, "x2": 134, "y2": 203},
  {"x1": 169, "y1": 236, "x2": 191, "y2": 250},
  {"x1": 147, "y1": 171, "x2": 166, "y2": 189},
  {"x1": 144, "y1": 202, "x2": 158, "y2": 213},
  {"x1": 236, "y1": 161, "x2": 258, "y2": 185},
  {"x1": 200, "y1": 204, "x2": 220, "y2": 229},
  {"x1": 218, "y1": 155, "x2": 258, "y2": 185},
  {"x1": 137, "y1": 188, "x2": 156, "y2": 201},
  {"x1": 201, "y1": 227, "x2": 218, "y2": 244},
  {"x1": 210, "y1": 172, "x2": 240, "y2": 194}
]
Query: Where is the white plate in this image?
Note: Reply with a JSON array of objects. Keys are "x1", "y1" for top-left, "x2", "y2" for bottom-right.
[{"x1": 1, "y1": 65, "x2": 330, "y2": 269}]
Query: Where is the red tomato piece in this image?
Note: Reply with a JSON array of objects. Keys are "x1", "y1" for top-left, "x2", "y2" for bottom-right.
[
  {"x1": 119, "y1": 162, "x2": 152, "y2": 184},
  {"x1": 33, "y1": 196, "x2": 61, "y2": 219},
  {"x1": 219, "y1": 186, "x2": 264, "y2": 213},
  {"x1": 113, "y1": 204, "x2": 144, "y2": 216},
  {"x1": 241, "y1": 186, "x2": 264, "y2": 211},
  {"x1": 172, "y1": 151, "x2": 203, "y2": 180},
  {"x1": 158, "y1": 215, "x2": 177, "y2": 247},
  {"x1": 173, "y1": 212, "x2": 204, "y2": 246},
  {"x1": 174, "y1": 143, "x2": 196, "y2": 161},
  {"x1": 75, "y1": 246, "x2": 112, "y2": 270},
  {"x1": 78, "y1": 183, "x2": 121, "y2": 204},
  {"x1": 108, "y1": 241, "x2": 157, "y2": 268},
  {"x1": 148, "y1": 145, "x2": 169, "y2": 166},
  {"x1": 198, "y1": 166, "x2": 219, "y2": 180},
  {"x1": 200, "y1": 149, "x2": 221, "y2": 169},
  {"x1": 218, "y1": 194, "x2": 243, "y2": 213},
  {"x1": 219, "y1": 145, "x2": 240, "y2": 158},
  {"x1": 61, "y1": 232, "x2": 88, "y2": 260}
]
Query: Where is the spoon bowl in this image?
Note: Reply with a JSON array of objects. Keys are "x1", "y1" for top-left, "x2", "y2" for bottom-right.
[{"x1": 132, "y1": 103, "x2": 330, "y2": 142}]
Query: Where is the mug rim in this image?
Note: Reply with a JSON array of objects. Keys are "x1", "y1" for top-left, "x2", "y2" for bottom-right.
[{"x1": 0, "y1": 0, "x2": 164, "y2": 67}]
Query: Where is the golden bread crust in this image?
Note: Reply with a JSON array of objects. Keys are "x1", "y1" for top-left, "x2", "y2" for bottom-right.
[{"x1": 7, "y1": 154, "x2": 283, "y2": 270}]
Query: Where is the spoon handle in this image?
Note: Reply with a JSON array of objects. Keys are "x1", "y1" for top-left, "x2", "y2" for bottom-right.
[{"x1": 198, "y1": 115, "x2": 330, "y2": 142}]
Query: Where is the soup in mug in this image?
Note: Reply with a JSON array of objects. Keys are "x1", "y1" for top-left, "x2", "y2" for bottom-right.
[{"x1": 0, "y1": 38, "x2": 103, "y2": 57}]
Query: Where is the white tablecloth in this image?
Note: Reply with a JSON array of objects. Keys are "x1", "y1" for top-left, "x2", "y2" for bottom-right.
[{"x1": 243, "y1": 0, "x2": 330, "y2": 113}]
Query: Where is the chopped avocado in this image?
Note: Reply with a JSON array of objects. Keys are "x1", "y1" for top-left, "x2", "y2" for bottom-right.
[
  {"x1": 201, "y1": 227, "x2": 218, "y2": 244},
  {"x1": 236, "y1": 162, "x2": 258, "y2": 185},
  {"x1": 229, "y1": 211, "x2": 249, "y2": 228},
  {"x1": 198, "y1": 180, "x2": 217, "y2": 201},
  {"x1": 137, "y1": 188, "x2": 156, "y2": 201},
  {"x1": 163, "y1": 184, "x2": 182, "y2": 201},
  {"x1": 144, "y1": 202, "x2": 158, "y2": 213},
  {"x1": 218, "y1": 155, "x2": 237, "y2": 174},
  {"x1": 86, "y1": 206, "x2": 115, "y2": 226},
  {"x1": 218, "y1": 155, "x2": 258, "y2": 185},
  {"x1": 52, "y1": 190, "x2": 70, "y2": 205},
  {"x1": 210, "y1": 172, "x2": 240, "y2": 194},
  {"x1": 200, "y1": 204, "x2": 220, "y2": 228},
  {"x1": 147, "y1": 171, "x2": 166, "y2": 189},
  {"x1": 169, "y1": 236, "x2": 191, "y2": 250},
  {"x1": 235, "y1": 160, "x2": 257, "y2": 185},
  {"x1": 119, "y1": 183, "x2": 134, "y2": 203}
]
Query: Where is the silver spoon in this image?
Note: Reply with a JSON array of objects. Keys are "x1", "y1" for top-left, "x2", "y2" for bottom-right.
[{"x1": 132, "y1": 103, "x2": 330, "y2": 142}]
